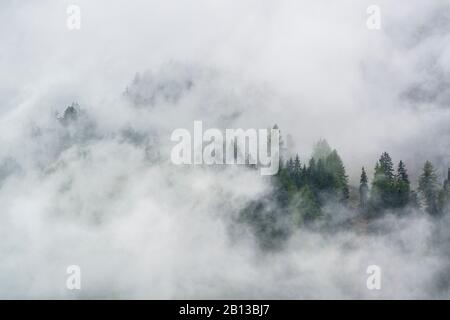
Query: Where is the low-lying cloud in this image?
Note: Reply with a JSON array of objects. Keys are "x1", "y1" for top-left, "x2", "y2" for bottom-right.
[{"x1": 1, "y1": 0, "x2": 450, "y2": 299}]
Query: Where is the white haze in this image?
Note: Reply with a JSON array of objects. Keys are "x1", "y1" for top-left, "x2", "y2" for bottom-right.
[{"x1": 0, "y1": 0, "x2": 450, "y2": 298}]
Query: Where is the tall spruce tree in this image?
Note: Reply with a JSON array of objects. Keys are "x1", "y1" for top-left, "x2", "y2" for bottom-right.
[
  {"x1": 324, "y1": 150, "x2": 349, "y2": 202},
  {"x1": 418, "y1": 161, "x2": 440, "y2": 215},
  {"x1": 287, "y1": 158, "x2": 294, "y2": 174},
  {"x1": 307, "y1": 158, "x2": 317, "y2": 185},
  {"x1": 359, "y1": 167, "x2": 369, "y2": 209},
  {"x1": 370, "y1": 152, "x2": 396, "y2": 211},
  {"x1": 379, "y1": 152, "x2": 395, "y2": 181},
  {"x1": 444, "y1": 169, "x2": 450, "y2": 209},
  {"x1": 315, "y1": 158, "x2": 328, "y2": 190},
  {"x1": 293, "y1": 154, "x2": 302, "y2": 187},
  {"x1": 395, "y1": 160, "x2": 410, "y2": 208},
  {"x1": 438, "y1": 168, "x2": 450, "y2": 213},
  {"x1": 298, "y1": 185, "x2": 321, "y2": 222}
]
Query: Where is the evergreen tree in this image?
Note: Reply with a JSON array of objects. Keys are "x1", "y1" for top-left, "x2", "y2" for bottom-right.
[
  {"x1": 438, "y1": 168, "x2": 450, "y2": 213},
  {"x1": 359, "y1": 167, "x2": 369, "y2": 209},
  {"x1": 325, "y1": 150, "x2": 349, "y2": 202},
  {"x1": 307, "y1": 158, "x2": 317, "y2": 185},
  {"x1": 379, "y1": 152, "x2": 395, "y2": 181},
  {"x1": 277, "y1": 167, "x2": 296, "y2": 196},
  {"x1": 301, "y1": 165, "x2": 307, "y2": 181},
  {"x1": 298, "y1": 185, "x2": 321, "y2": 222},
  {"x1": 444, "y1": 169, "x2": 450, "y2": 191},
  {"x1": 293, "y1": 154, "x2": 301, "y2": 173},
  {"x1": 370, "y1": 152, "x2": 396, "y2": 212},
  {"x1": 293, "y1": 154, "x2": 302, "y2": 187},
  {"x1": 287, "y1": 158, "x2": 294, "y2": 174},
  {"x1": 395, "y1": 160, "x2": 410, "y2": 208},
  {"x1": 418, "y1": 161, "x2": 440, "y2": 215},
  {"x1": 315, "y1": 158, "x2": 328, "y2": 190},
  {"x1": 370, "y1": 162, "x2": 382, "y2": 209}
]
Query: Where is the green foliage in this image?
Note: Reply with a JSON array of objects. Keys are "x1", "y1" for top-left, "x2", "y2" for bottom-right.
[
  {"x1": 440, "y1": 169, "x2": 450, "y2": 212},
  {"x1": 267, "y1": 142, "x2": 349, "y2": 226},
  {"x1": 369, "y1": 152, "x2": 397, "y2": 212},
  {"x1": 238, "y1": 125, "x2": 450, "y2": 250},
  {"x1": 324, "y1": 150, "x2": 349, "y2": 202},
  {"x1": 395, "y1": 160, "x2": 410, "y2": 208},
  {"x1": 418, "y1": 161, "x2": 440, "y2": 215},
  {"x1": 359, "y1": 167, "x2": 369, "y2": 210},
  {"x1": 296, "y1": 185, "x2": 322, "y2": 223},
  {"x1": 293, "y1": 154, "x2": 303, "y2": 188}
]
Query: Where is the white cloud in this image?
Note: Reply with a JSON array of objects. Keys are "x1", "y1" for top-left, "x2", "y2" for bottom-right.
[{"x1": 0, "y1": 0, "x2": 450, "y2": 298}]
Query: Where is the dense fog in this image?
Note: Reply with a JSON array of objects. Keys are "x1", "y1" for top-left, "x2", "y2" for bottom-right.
[{"x1": 1, "y1": 0, "x2": 450, "y2": 298}]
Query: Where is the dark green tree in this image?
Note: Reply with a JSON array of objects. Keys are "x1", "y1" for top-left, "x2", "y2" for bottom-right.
[
  {"x1": 325, "y1": 150, "x2": 349, "y2": 202},
  {"x1": 418, "y1": 161, "x2": 440, "y2": 215},
  {"x1": 359, "y1": 167, "x2": 369, "y2": 209},
  {"x1": 287, "y1": 158, "x2": 294, "y2": 174},
  {"x1": 438, "y1": 168, "x2": 450, "y2": 213},
  {"x1": 395, "y1": 160, "x2": 410, "y2": 208},
  {"x1": 315, "y1": 158, "x2": 328, "y2": 190},
  {"x1": 370, "y1": 152, "x2": 396, "y2": 212},
  {"x1": 307, "y1": 158, "x2": 317, "y2": 185},
  {"x1": 379, "y1": 152, "x2": 395, "y2": 181},
  {"x1": 293, "y1": 154, "x2": 302, "y2": 187},
  {"x1": 297, "y1": 185, "x2": 322, "y2": 222}
]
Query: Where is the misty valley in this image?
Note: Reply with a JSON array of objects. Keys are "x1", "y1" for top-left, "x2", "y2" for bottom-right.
[
  {"x1": 9, "y1": 99, "x2": 445, "y2": 299},
  {"x1": 2, "y1": 0, "x2": 450, "y2": 298}
]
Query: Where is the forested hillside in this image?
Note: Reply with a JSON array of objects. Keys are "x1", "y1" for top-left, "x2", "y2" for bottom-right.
[{"x1": 239, "y1": 126, "x2": 450, "y2": 249}]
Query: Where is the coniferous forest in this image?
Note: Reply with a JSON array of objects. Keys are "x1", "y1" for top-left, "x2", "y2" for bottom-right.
[{"x1": 239, "y1": 126, "x2": 450, "y2": 249}]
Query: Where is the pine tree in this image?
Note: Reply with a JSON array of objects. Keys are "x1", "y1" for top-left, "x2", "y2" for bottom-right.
[
  {"x1": 379, "y1": 152, "x2": 395, "y2": 181},
  {"x1": 307, "y1": 158, "x2": 316, "y2": 185},
  {"x1": 293, "y1": 154, "x2": 301, "y2": 173},
  {"x1": 395, "y1": 160, "x2": 410, "y2": 208},
  {"x1": 445, "y1": 168, "x2": 450, "y2": 207},
  {"x1": 315, "y1": 158, "x2": 327, "y2": 190},
  {"x1": 325, "y1": 150, "x2": 349, "y2": 202},
  {"x1": 418, "y1": 161, "x2": 440, "y2": 215},
  {"x1": 298, "y1": 185, "x2": 321, "y2": 222},
  {"x1": 293, "y1": 154, "x2": 302, "y2": 187},
  {"x1": 438, "y1": 168, "x2": 450, "y2": 213},
  {"x1": 369, "y1": 162, "x2": 381, "y2": 212},
  {"x1": 287, "y1": 158, "x2": 294, "y2": 174},
  {"x1": 370, "y1": 152, "x2": 396, "y2": 212},
  {"x1": 444, "y1": 169, "x2": 450, "y2": 191},
  {"x1": 359, "y1": 167, "x2": 369, "y2": 209}
]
